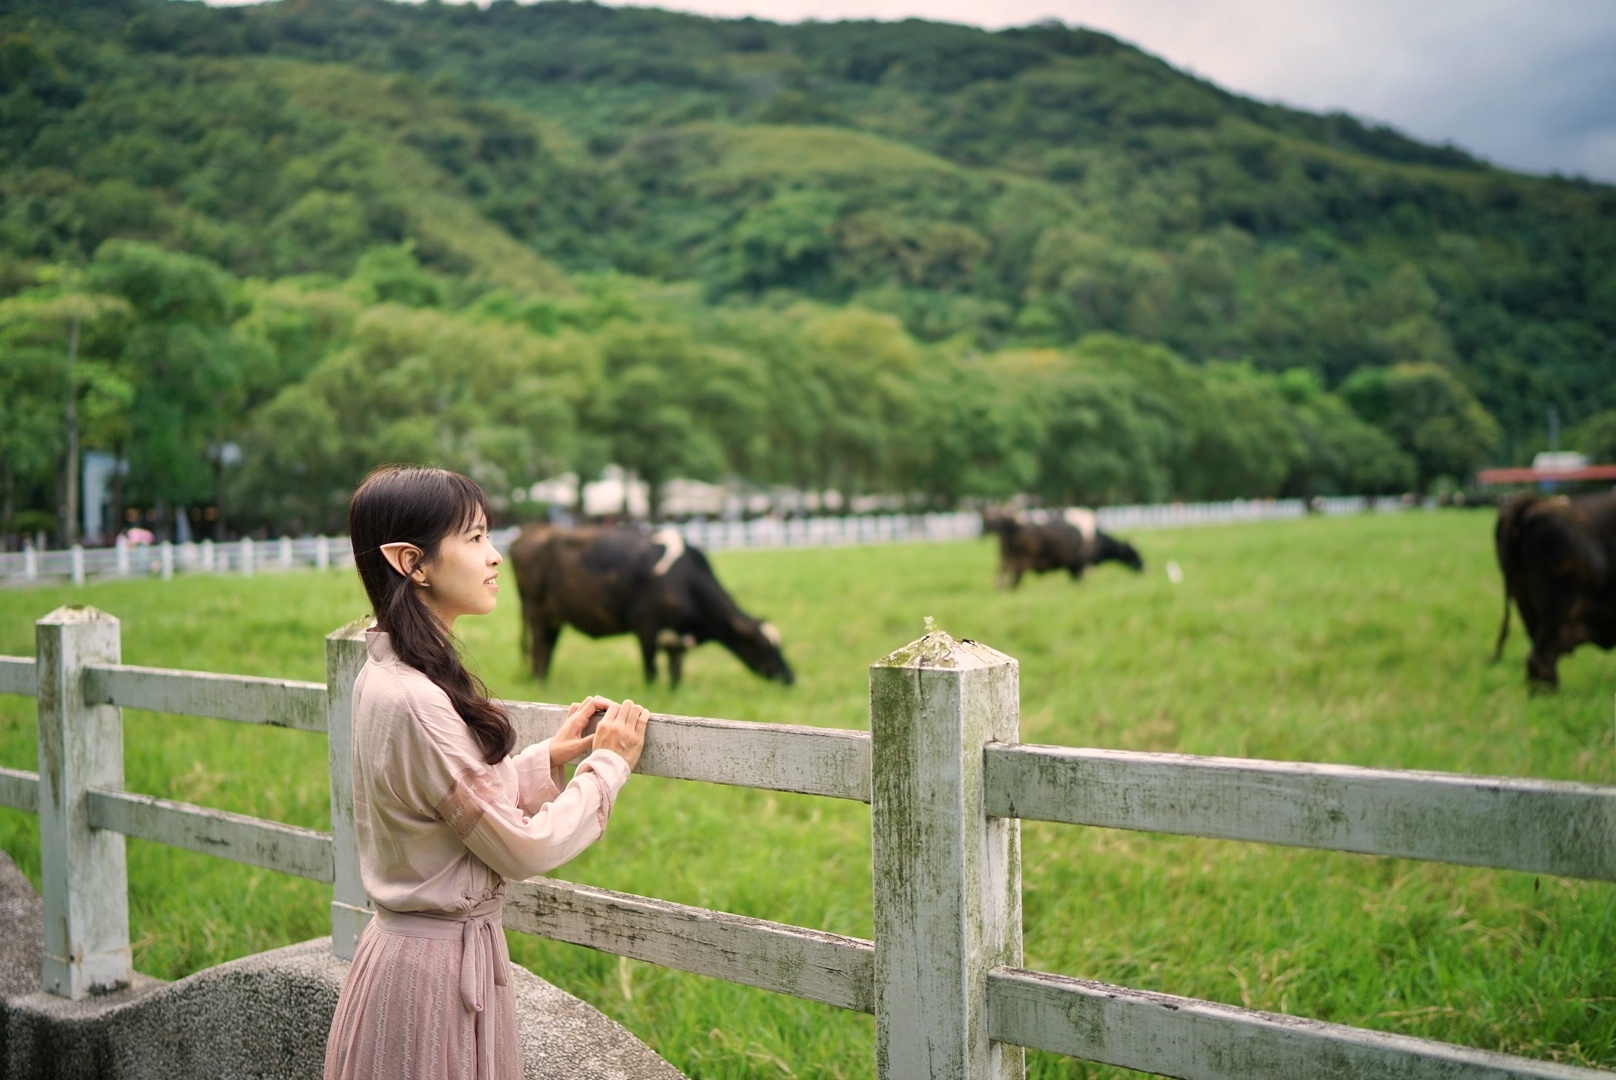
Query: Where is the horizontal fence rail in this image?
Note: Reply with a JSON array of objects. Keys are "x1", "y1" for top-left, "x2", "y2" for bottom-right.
[
  {"x1": 503, "y1": 702, "x2": 873, "y2": 802},
  {"x1": 985, "y1": 968, "x2": 1604, "y2": 1080},
  {"x1": 82, "y1": 663, "x2": 328, "y2": 731},
  {"x1": 84, "y1": 789, "x2": 335, "y2": 883},
  {"x1": 0, "y1": 660, "x2": 41, "y2": 813},
  {"x1": 0, "y1": 766, "x2": 38, "y2": 813},
  {"x1": 504, "y1": 878, "x2": 875, "y2": 1014},
  {"x1": 985, "y1": 745, "x2": 1616, "y2": 881},
  {"x1": 0, "y1": 656, "x2": 35, "y2": 696}
]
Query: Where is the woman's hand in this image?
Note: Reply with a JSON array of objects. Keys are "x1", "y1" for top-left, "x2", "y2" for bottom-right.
[
  {"x1": 551, "y1": 696, "x2": 611, "y2": 765},
  {"x1": 592, "y1": 697, "x2": 649, "y2": 772}
]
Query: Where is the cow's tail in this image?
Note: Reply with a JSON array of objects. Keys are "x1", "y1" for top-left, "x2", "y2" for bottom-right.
[
  {"x1": 1491, "y1": 494, "x2": 1534, "y2": 664},
  {"x1": 1491, "y1": 579, "x2": 1511, "y2": 663}
]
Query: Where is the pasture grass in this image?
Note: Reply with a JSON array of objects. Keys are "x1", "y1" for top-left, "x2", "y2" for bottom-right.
[{"x1": 2, "y1": 510, "x2": 1614, "y2": 1077}]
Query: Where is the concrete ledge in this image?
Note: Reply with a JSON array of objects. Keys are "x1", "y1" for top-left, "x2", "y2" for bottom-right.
[{"x1": 0, "y1": 854, "x2": 686, "y2": 1080}]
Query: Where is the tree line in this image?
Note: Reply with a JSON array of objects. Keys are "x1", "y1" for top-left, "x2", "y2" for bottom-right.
[{"x1": 4, "y1": 240, "x2": 1547, "y2": 543}]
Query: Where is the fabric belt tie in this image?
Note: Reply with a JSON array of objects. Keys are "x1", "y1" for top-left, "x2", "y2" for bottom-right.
[
  {"x1": 370, "y1": 903, "x2": 508, "y2": 1014},
  {"x1": 459, "y1": 912, "x2": 508, "y2": 1014}
]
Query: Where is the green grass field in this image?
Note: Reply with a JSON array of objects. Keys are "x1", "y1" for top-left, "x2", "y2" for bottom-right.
[{"x1": 2, "y1": 511, "x2": 1614, "y2": 1077}]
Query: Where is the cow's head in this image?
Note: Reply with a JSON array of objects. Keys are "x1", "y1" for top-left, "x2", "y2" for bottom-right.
[
  {"x1": 980, "y1": 507, "x2": 1021, "y2": 537},
  {"x1": 731, "y1": 617, "x2": 795, "y2": 685},
  {"x1": 1097, "y1": 534, "x2": 1145, "y2": 572}
]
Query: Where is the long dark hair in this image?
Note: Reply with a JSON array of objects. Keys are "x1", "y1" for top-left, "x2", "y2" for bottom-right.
[{"x1": 348, "y1": 465, "x2": 515, "y2": 765}]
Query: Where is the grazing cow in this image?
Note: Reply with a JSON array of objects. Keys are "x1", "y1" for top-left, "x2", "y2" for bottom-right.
[
  {"x1": 509, "y1": 525, "x2": 794, "y2": 688},
  {"x1": 982, "y1": 507, "x2": 1144, "y2": 589},
  {"x1": 1492, "y1": 492, "x2": 1616, "y2": 689}
]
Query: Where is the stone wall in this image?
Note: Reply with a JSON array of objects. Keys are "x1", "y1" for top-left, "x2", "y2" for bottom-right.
[{"x1": 0, "y1": 854, "x2": 685, "y2": 1080}]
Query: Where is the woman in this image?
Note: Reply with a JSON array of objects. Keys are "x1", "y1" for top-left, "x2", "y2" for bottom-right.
[{"x1": 325, "y1": 465, "x2": 648, "y2": 1080}]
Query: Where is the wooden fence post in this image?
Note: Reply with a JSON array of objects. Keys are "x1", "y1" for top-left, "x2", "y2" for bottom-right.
[
  {"x1": 36, "y1": 604, "x2": 131, "y2": 998},
  {"x1": 326, "y1": 616, "x2": 373, "y2": 959},
  {"x1": 870, "y1": 628, "x2": 1023, "y2": 1080}
]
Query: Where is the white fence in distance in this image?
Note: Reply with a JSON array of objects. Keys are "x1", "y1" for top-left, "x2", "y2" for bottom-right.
[
  {"x1": 1, "y1": 496, "x2": 1424, "y2": 586},
  {"x1": 0, "y1": 606, "x2": 1605, "y2": 1079},
  {"x1": 0, "y1": 534, "x2": 351, "y2": 587}
]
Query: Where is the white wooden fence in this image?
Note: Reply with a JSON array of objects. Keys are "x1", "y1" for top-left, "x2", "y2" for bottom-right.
[
  {"x1": 0, "y1": 534, "x2": 353, "y2": 586},
  {"x1": 1, "y1": 498, "x2": 1424, "y2": 586},
  {"x1": 1, "y1": 606, "x2": 1603, "y2": 1078}
]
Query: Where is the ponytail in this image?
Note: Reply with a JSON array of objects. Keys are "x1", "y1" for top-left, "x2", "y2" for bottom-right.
[{"x1": 348, "y1": 466, "x2": 515, "y2": 765}]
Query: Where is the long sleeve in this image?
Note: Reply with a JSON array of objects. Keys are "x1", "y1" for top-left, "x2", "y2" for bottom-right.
[
  {"x1": 510, "y1": 740, "x2": 564, "y2": 815},
  {"x1": 350, "y1": 632, "x2": 637, "y2": 916},
  {"x1": 402, "y1": 681, "x2": 631, "y2": 882}
]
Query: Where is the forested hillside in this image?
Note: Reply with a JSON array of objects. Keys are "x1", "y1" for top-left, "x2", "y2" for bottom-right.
[{"x1": 2, "y1": 0, "x2": 1613, "y2": 540}]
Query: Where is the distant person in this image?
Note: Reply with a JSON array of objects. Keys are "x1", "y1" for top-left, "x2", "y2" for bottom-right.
[{"x1": 325, "y1": 465, "x2": 648, "y2": 1080}]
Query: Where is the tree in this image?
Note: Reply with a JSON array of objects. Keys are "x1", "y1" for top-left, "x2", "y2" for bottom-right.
[
  {"x1": 730, "y1": 190, "x2": 841, "y2": 293},
  {"x1": 87, "y1": 241, "x2": 268, "y2": 537},
  {"x1": 1569, "y1": 410, "x2": 1616, "y2": 464},
  {"x1": 0, "y1": 269, "x2": 130, "y2": 544},
  {"x1": 583, "y1": 321, "x2": 753, "y2": 520},
  {"x1": 1273, "y1": 369, "x2": 1414, "y2": 496},
  {"x1": 990, "y1": 343, "x2": 1175, "y2": 506},
  {"x1": 1340, "y1": 363, "x2": 1502, "y2": 490},
  {"x1": 903, "y1": 357, "x2": 1038, "y2": 504},
  {"x1": 794, "y1": 306, "x2": 923, "y2": 496},
  {"x1": 0, "y1": 334, "x2": 61, "y2": 542},
  {"x1": 234, "y1": 305, "x2": 583, "y2": 532},
  {"x1": 1029, "y1": 369, "x2": 1172, "y2": 506}
]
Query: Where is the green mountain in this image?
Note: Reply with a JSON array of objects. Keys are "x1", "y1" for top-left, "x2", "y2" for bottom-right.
[{"x1": 1, "y1": 0, "x2": 1613, "y2": 535}]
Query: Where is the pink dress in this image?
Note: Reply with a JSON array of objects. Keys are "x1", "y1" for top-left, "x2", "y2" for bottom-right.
[{"x1": 324, "y1": 631, "x2": 630, "y2": 1080}]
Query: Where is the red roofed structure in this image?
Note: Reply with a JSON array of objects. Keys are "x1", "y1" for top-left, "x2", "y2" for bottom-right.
[{"x1": 1476, "y1": 464, "x2": 1616, "y2": 484}]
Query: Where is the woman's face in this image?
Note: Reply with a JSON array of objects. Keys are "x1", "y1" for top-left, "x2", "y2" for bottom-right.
[{"x1": 420, "y1": 514, "x2": 501, "y2": 626}]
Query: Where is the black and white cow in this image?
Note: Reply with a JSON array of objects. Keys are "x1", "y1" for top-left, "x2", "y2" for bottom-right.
[
  {"x1": 982, "y1": 507, "x2": 1144, "y2": 589},
  {"x1": 509, "y1": 525, "x2": 794, "y2": 687}
]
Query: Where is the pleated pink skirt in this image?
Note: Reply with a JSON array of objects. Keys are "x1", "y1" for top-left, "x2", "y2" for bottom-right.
[{"x1": 324, "y1": 905, "x2": 520, "y2": 1080}]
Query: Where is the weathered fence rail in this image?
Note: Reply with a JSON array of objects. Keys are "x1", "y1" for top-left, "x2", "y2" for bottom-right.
[
  {"x1": 504, "y1": 877, "x2": 877, "y2": 1014},
  {"x1": 0, "y1": 605, "x2": 1602, "y2": 1079},
  {"x1": 2, "y1": 497, "x2": 1425, "y2": 586},
  {"x1": 984, "y1": 745, "x2": 1616, "y2": 881},
  {"x1": 84, "y1": 787, "x2": 336, "y2": 883},
  {"x1": 84, "y1": 663, "x2": 329, "y2": 730}
]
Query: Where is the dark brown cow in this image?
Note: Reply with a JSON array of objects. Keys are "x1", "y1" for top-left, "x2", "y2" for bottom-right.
[
  {"x1": 509, "y1": 524, "x2": 793, "y2": 687},
  {"x1": 982, "y1": 508, "x2": 1144, "y2": 589},
  {"x1": 1492, "y1": 492, "x2": 1616, "y2": 689}
]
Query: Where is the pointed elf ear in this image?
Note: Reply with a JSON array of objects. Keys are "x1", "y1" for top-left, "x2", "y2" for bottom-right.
[{"x1": 379, "y1": 542, "x2": 428, "y2": 583}]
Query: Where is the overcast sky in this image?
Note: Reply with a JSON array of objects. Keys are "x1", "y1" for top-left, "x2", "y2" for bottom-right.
[{"x1": 583, "y1": 0, "x2": 1616, "y2": 183}]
